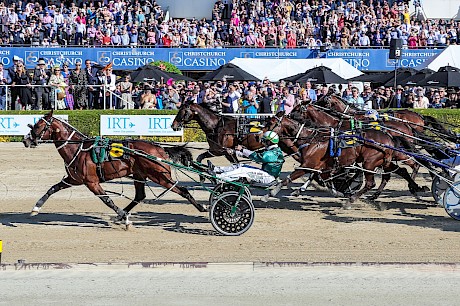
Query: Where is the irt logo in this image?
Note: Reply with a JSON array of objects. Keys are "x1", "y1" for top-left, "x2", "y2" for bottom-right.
[
  {"x1": 0, "y1": 117, "x2": 16, "y2": 129},
  {"x1": 107, "y1": 117, "x2": 135, "y2": 129},
  {"x1": 149, "y1": 117, "x2": 172, "y2": 130}
]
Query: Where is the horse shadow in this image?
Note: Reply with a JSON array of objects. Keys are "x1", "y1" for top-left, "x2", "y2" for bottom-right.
[
  {"x1": 320, "y1": 198, "x2": 460, "y2": 233},
  {"x1": 0, "y1": 211, "x2": 216, "y2": 236}
]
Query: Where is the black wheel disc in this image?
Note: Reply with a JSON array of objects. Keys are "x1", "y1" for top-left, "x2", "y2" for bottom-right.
[{"x1": 210, "y1": 191, "x2": 254, "y2": 236}]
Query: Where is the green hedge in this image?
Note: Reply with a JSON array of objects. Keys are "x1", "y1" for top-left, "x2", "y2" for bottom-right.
[
  {"x1": 0, "y1": 110, "x2": 206, "y2": 142},
  {"x1": 2, "y1": 109, "x2": 460, "y2": 143}
]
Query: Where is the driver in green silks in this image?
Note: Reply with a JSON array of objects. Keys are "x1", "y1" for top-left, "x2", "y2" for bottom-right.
[{"x1": 207, "y1": 131, "x2": 285, "y2": 185}]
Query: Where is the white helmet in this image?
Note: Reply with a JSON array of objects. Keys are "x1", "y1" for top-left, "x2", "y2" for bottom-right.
[{"x1": 262, "y1": 131, "x2": 279, "y2": 144}]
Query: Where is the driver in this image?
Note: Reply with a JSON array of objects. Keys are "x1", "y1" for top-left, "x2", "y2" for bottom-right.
[{"x1": 207, "y1": 131, "x2": 284, "y2": 185}]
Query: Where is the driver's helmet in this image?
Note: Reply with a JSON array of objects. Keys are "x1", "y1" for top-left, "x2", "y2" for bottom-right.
[
  {"x1": 365, "y1": 109, "x2": 379, "y2": 121},
  {"x1": 262, "y1": 131, "x2": 279, "y2": 144}
]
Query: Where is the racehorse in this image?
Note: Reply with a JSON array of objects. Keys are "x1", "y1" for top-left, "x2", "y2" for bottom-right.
[
  {"x1": 22, "y1": 111, "x2": 207, "y2": 227},
  {"x1": 171, "y1": 103, "x2": 302, "y2": 164},
  {"x1": 289, "y1": 100, "x2": 422, "y2": 179},
  {"x1": 265, "y1": 113, "x2": 427, "y2": 206},
  {"x1": 318, "y1": 94, "x2": 456, "y2": 140}
]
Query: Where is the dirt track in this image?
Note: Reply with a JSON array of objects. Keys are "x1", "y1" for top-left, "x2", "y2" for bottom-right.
[{"x1": 1, "y1": 142, "x2": 460, "y2": 264}]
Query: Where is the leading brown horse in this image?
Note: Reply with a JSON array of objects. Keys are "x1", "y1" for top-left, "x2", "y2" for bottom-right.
[{"x1": 23, "y1": 111, "x2": 207, "y2": 227}]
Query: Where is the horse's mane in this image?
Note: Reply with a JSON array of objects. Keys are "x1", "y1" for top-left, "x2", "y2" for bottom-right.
[{"x1": 51, "y1": 115, "x2": 89, "y2": 139}]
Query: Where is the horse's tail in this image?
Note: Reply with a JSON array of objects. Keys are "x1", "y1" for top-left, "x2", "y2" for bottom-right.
[{"x1": 164, "y1": 145, "x2": 194, "y2": 167}]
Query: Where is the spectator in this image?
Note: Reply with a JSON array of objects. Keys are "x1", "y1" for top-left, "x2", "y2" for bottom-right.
[
  {"x1": 48, "y1": 65, "x2": 66, "y2": 109},
  {"x1": 0, "y1": 63, "x2": 12, "y2": 110},
  {"x1": 140, "y1": 87, "x2": 157, "y2": 109},
  {"x1": 163, "y1": 85, "x2": 181, "y2": 110},
  {"x1": 346, "y1": 87, "x2": 368, "y2": 110},
  {"x1": 305, "y1": 81, "x2": 317, "y2": 102},
  {"x1": 12, "y1": 62, "x2": 32, "y2": 110},
  {"x1": 61, "y1": 63, "x2": 74, "y2": 110},
  {"x1": 32, "y1": 58, "x2": 51, "y2": 110},
  {"x1": 85, "y1": 59, "x2": 101, "y2": 109},
  {"x1": 389, "y1": 85, "x2": 407, "y2": 108},
  {"x1": 119, "y1": 75, "x2": 133, "y2": 109},
  {"x1": 69, "y1": 62, "x2": 88, "y2": 110},
  {"x1": 278, "y1": 87, "x2": 295, "y2": 115},
  {"x1": 371, "y1": 86, "x2": 388, "y2": 110}
]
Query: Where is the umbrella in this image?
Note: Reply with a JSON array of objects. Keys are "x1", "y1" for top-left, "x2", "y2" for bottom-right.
[
  {"x1": 398, "y1": 68, "x2": 434, "y2": 86},
  {"x1": 383, "y1": 67, "x2": 418, "y2": 87},
  {"x1": 129, "y1": 65, "x2": 195, "y2": 83},
  {"x1": 348, "y1": 71, "x2": 388, "y2": 82},
  {"x1": 282, "y1": 66, "x2": 347, "y2": 84},
  {"x1": 349, "y1": 68, "x2": 418, "y2": 86},
  {"x1": 200, "y1": 63, "x2": 260, "y2": 81},
  {"x1": 417, "y1": 66, "x2": 460, "y2": 87}
]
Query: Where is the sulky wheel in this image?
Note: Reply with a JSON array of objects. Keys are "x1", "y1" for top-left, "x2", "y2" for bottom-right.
[
  {"x1": 442, "y1": 181, "x2": 460, "y2": 221},
  {"x1": 432, "y1": 174, "x2": 452, "y2": 206},
  {"x1": 210, "y1": 191, "x2": 255, "y2": 236},
  {"x1": 208, "y1": 183, "x2": 252, "y2": 207},
  {"x1": 329, "y1": 168, "x2": 364, "y2": 198}
]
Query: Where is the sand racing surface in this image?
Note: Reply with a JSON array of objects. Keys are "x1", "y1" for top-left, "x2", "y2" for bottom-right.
[{"x1": 1, "y1": 142, "x2": 460, "y2": 264}]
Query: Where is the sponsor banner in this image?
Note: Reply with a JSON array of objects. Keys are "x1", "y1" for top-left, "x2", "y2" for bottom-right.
[
  {"x1": 325, "y1": 49, "x2": 442, "y2": 71},
  {"x1": 100, "y1": 115, "x2": 183, "y2": 136},
  {"x1": 0, "y1": 115, "x2": 68, "y2": 135},
  {"x1": 1, "y1": 47, "x2": 441, "y2": 71}
]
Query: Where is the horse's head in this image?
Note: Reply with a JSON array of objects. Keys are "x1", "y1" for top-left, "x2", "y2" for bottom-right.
[
  {"x1": 318, "y1": 94, "x2": 349, "y2": 113},
  {"x1": 264, "y1": 111, "x2": 286, "y2": 134},
  {"x1": 23, "y1": 111, "x2": 61, "y2": 148},
  {"x1": 290, "y1": 101, "x2": 311, "y2": 122},
  {"x1": 171, "y1": 102, "x2": 198, "y2": 131}
]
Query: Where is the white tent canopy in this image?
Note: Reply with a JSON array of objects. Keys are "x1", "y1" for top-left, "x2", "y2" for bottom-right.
[
  {"x1": 417, "y1": 45, "x2": 460, "y2": 72},
  {"x1": 229, "y1": 58, "x2": 363, "y2": 82}
]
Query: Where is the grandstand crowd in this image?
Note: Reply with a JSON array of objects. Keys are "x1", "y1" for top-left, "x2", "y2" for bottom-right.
[
  {"x1": 0, "y1": 0, "x2": 459, "y2": 48},
  {"x1": 0, "y1": 0, "x2": 459, "y2": 111}
]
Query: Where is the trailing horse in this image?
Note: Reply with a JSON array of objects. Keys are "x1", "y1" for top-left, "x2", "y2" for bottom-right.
[
  {"x1": 171, "y1": 103, "x2": 302, "y2": 164},
  {"x1": 23, "y1": 111, "x2": 207, "y2": 227},
  {"x1": 265, "y1": 114, "x2": 427, "y2": 206}
]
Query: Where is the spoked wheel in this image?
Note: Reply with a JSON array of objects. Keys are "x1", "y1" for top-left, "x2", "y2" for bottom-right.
[
  {"x1": 432, "y1": 173, "x2": 452, "y2": 206},
  {"x1": 328, "y1": 168, "x2": 364, "y2": 197},
  {"x1": 208, "y1": 183, "x2": 252, "y2": 206},
  {"x1": 210, "y1": 191, "x2": 255, "y2": 236},
  {"x1": 443, "y1": 181, "x2": 460, "y2": 221}
]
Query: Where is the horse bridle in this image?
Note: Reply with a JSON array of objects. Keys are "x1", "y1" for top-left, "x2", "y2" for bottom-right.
[{"x1": 31, "y1": 117, "x2": 55, "y2": 142}]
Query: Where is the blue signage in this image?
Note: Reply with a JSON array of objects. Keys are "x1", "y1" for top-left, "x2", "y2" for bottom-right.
[
  {"x1": 324, "y1": 49, "x2": 442, "y2": 71},
  {"x1": 0, "y1": 47, "x2": 441, "y2": 71}
]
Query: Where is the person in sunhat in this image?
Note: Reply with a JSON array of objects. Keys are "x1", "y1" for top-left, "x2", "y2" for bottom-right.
[{"x1": 32, "y1": 58, "x2": 51, "y2": 110}]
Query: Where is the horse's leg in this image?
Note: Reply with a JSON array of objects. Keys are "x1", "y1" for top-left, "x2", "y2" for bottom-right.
[
  {"x1": 347, "y1": 172, "x2": 376, "y2": 205},
  {"x1": 392, "y1": 164, "x2": 428, "y2": 196},
  {"x1": 30, "y1": 177, "x2": 76, "y2": 216},
  {"x1": 85, "y1": 182, "x2": 129, "y2": 224},
  {"x1": 367, "y1": 171, "x2": 390, "y2": 202},
  {"x1": 264, "y1": 168, "x2": 309, "y2": 201},
  {"x1": 148, "y1": 172, "x2": 207, "y2": 212},
  {"x1": 196, "y1": 150, "x2": 216, "y2": 164},
  {"x1": 196, "y1": 150, "x2": 219, "y2": 183},
  {"x1": 122, "y1": 180, "x2": 146, "y2": 214}
]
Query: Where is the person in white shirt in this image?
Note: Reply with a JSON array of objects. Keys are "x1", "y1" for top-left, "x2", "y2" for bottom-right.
[{"x1": 227, "y1": 84, "x2": 241, "y2": 113}]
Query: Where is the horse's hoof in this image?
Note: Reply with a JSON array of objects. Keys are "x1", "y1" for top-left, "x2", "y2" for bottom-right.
[
  {"x1": 30, "y1": 211, "x2": 39, "y2": 217},
  {"x1": 421, "y1": 186, "x2": 430, "y2": 192},
  {"x1": 342, "y1": 201, "x2": 353, "y2": 210},
  {"x1": 290, "y1": 189, "x2": 301, "y2": 197},
  {"x1": 125, "y1": 222, "x2": 133, "y2": 231},
  {"x1": 202, "y1": 205, "x2": 210, "y2": 212}
]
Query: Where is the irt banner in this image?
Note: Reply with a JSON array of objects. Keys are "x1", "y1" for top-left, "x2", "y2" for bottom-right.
[
  {"x1": 100, "y1": 115, "x2": 183, "y2": 136},
  {"x1": 0, "y1": 115, "x2": 68, "y2": 136}
]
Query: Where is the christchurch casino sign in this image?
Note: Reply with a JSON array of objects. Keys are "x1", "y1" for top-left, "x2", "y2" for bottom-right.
[{"x1": 2, "y1": 47, "x2": 442, "y2": 71}]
